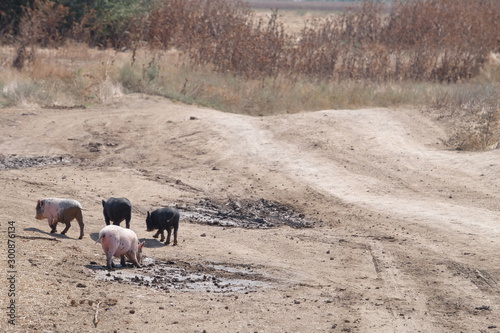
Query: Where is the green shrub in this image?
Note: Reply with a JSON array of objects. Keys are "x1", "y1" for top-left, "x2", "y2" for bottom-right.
[{"x1": 119, "y1": 63, "x2": 143, "y2": 92}]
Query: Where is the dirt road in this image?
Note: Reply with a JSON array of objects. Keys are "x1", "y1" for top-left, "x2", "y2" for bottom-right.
[{"x1": 1, "y1": 94, "x2": 499, "y2": 332}]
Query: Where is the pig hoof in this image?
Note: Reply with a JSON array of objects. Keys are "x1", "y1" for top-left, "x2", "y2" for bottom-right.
[
  {"x1": 153, "y1": 234, "x2": 159, "y2": 238},
  {"x1": 78, "y1": 235, "x2": 83, "y2": 240},
  {"x1": 164, "y1": 241, "x2": 170, "y2": 245}
]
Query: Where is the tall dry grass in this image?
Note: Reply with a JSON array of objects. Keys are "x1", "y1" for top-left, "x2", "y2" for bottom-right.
[
  {"x1": 126, "y1": 0, "x2": 499, "y2": 83},
  {"x1": 0, "y1": 0, "x2": 499, "y2": 150},
  {"x1": 0, "y1": 44, "x2": 125, "y2": 106}
]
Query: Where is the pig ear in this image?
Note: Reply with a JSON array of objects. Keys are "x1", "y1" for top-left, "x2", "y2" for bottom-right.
[
  {"x1": 147, "y1": 211, "x2": 150, "y2": 217},
  {"x1": 38, "y1": 199, "x2": 43, "y2": 206}
]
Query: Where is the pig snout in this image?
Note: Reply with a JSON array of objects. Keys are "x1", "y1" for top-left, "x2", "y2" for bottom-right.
[{"x1": 35, "y1": 199, "x2": 44, "y2": 219}]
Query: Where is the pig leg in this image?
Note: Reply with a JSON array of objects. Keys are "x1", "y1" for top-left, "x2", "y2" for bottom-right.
[
  {"x1": 69, "y1": 209, "x2": 84, "y2": 239},
  {"x1": 172, "y1": 225, "x2": 178, "y2": 246},
  {"x1": 120, "y1": 255, "x2": 127, "y2": 267},
  {"x1": 125, "y1": 211, "x2": 131, "y2": 229},
  {"x1": 60, "y1": 214, "x2": 74, "y2": 235},
  {"x1": 76, "y1": 216, "x2": 84, "y2": 240},
  {"x1": 105, "y1": 244, "x2": 119, "y2": 270},
  {"x1": 106, "y1": 252, "x2": 116, "y2": 270},
  {"x1": 60, "y1": 221, "x2": 71, "y2": 235},
  {"x1": 153, "y1": 229, "x2": 165, "y2": 242},
  {"x1": 73, "y1": 210, "x2": 84, "y2": 239},
  {"x1": 46, "y1": 213, "x2": 58, "y2": 233},
  {"x1": 49, "y1": 219, "x2": 58, "y2": 233},
  {"x1": 165, "y1": 227, "x2": 172, "y2": 245},
  {"x1": 103, "y1": 243, "x2": 118, "y2": 270}
]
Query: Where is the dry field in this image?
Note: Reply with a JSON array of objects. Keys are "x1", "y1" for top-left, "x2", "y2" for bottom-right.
[
  {"x1": 0, "y1": 91, "x2": 499, "y2": 332},
  {"x1": 0, "y1": 2, "x2": 499, "y2": 332}
]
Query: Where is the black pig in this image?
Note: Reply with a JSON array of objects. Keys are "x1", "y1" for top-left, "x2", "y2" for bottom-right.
[
  {"x1": 102, "y1": 197, "x2": 132, "y2": 229},
  {"x1": 146, "y1": 207, "x2": 179, "y2": 245}
]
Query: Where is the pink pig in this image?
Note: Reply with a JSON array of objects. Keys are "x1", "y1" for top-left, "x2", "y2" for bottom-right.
[{"x1": 98, "y1": 225, "x2": 145, "y2": 270}]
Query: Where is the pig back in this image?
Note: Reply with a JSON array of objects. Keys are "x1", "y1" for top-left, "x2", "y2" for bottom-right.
[
  {"x1": 36, "y1": 198, "x2": 82, "y2": 219},
  {"x1": 102, "y1": 197, "x2": 131, "y2": 213},
  {"x1": 151, "y1": 207, "x2": 179, "y2": 227},
  {"x1": 99, "y1": 225, "x2": 139, "y2": 254},
  {"x1": 102, "y1": 197, "x2": 132, "y2": 221}
]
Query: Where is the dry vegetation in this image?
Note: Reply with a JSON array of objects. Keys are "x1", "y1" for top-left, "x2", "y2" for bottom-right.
[{"x1": 0, "y1": 0, "x2": 499, "y2": 150}]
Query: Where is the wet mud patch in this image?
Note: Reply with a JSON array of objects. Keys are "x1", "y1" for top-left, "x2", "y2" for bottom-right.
[
  {"x1": 93, "y1": 259, "x2": 272, "y2": 293},
  {"x1": 182, "y1": 197, "x2": 315, "y2": 229},
  {"x1": 0, "y1": 154, "x2": 78, "y2": 169}
]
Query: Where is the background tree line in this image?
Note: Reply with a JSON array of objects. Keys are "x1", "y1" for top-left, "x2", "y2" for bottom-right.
[{"x1": 1, "y1": 0, "x2": 499, "y2": 83}]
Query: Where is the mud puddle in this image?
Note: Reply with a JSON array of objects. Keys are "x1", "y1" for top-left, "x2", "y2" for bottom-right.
[
  {"x1": 92, "y1": 258, "x2": 272, "y2": 293},
  {"x1": 182, "y1": 197, "x2": 315, "y2": 229},
  {"x1": 0, "y1": 154, "x2": 77, "y2": 169}
]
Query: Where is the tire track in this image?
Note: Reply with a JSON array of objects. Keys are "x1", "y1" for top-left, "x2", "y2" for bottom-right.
[{"x1": 210, "y1": 110, "x2": 500, "y2": 238}]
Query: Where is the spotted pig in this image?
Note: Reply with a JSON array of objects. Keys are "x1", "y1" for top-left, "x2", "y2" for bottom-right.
[{"x1": 35, "y1": 198, "x2": 84, "y2": 239}]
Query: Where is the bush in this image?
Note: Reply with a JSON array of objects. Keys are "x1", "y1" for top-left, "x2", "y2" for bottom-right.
[{"x1": 7, "y1": 0, "x2": 500, "y2": 83}]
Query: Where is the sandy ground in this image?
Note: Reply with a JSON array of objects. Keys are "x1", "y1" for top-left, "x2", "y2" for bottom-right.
[{"x1": 0, "y1": 93, "x2": 499, "y2": 332}]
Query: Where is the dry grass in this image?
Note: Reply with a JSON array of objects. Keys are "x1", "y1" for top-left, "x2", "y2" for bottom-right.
[
  {"x1": 0, "y1": 44, "x2": 127, "y2": 106},
  {"x1": 1, "y1": 43, "x2": 498, "y2": 151}
]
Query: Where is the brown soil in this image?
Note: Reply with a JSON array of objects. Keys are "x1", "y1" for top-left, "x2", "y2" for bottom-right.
[{"x1": 1, "y1": 94, "x2": 499, "y2": 332}]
